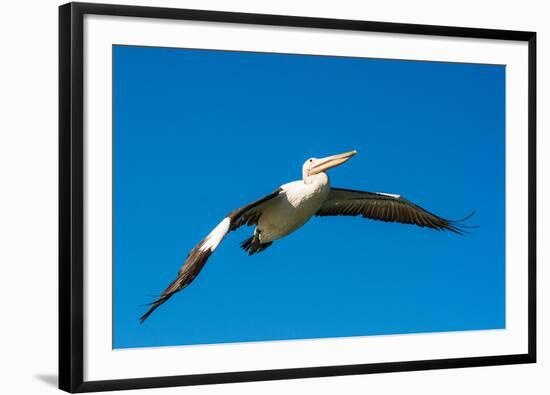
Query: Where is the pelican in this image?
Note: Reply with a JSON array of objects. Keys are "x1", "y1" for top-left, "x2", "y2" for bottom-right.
[{"x1": 140, "y1": 150, "x2": 472, "y2": 322}]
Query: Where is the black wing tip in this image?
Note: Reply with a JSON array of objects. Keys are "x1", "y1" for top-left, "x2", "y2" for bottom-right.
[
  {"x1": 139, "y1": 296, "x2": 169, "y2": 323},
  {"x1": 139, "y1": 248, "x2": 214, "y2": 323},
  {"x1": 444, "y1": 210, "x2": 478, "y2": 235},
  {"x1": 449, "y1": 210, "x2": 477, "y2": 223},
  {"x1": 139, "y1": 289, "x2": 178, "y2": 323},
  {"x1": 446, "y1": 225, "x2": 469, "y2": 236},
  {"x1": 139, "y1": 312, "x2": 151, "y2": 324},
  {"x1": 139, "y1": 306, "x2": 156, "y2": 324},
  {"x1": 138, "y1": 278, "x2": 182, "y2": 323}
]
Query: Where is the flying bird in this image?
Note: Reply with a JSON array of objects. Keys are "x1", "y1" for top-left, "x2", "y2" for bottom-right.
[{"x1": 140, "y1": 150, "x2": 473, "y2": 323}]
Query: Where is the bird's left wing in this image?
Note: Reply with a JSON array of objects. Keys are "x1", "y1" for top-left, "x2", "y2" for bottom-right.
[
  {"x1": 140, "y1": 187, "x2": 283, "y2": 323},
  {"x1": 316, "y1": 187, "x2": 473, "y2": 234}
]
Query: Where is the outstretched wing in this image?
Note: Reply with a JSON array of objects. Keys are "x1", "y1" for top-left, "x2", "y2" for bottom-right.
[
  {"x1": 316, "y1": 187, "x2": 473, "y2": 234},
  {"x1": 140, "y1": 188, "x2": 283, "y2": 323}
]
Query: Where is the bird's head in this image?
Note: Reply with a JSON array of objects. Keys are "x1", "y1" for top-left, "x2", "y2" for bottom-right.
[{"x1": 302, "y1": 150, "x2": 358, "y2": 183}]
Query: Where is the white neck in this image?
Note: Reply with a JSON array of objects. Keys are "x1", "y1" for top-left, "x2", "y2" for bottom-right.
[{"x1": 303, "y1": 171, "x2": 329, "y2": 187}]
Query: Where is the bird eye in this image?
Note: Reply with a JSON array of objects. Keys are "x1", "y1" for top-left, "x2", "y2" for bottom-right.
[{"x1": 309, "y1": 159, "x2": 313, "y2": 163}]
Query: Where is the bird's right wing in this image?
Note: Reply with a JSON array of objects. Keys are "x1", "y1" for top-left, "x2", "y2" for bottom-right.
[
  {"x1": 316, "y1": 187, "x2": 473, "y2": 234},
  {"x1": 140, "y1": 187, "x2": 283, "y2": 323}
]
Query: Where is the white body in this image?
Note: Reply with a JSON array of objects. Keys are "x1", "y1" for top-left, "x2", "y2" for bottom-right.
[{"x1": 257, "y1": 173, "x2": 331, "y2": 243}]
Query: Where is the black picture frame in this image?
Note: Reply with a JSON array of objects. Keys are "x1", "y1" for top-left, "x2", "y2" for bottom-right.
[{"x1": 59, "y1": 2, "x2": 537, "y2": 392}]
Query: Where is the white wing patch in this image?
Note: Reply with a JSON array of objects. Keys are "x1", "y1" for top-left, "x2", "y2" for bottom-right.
[
  {"x1": 200, "y1": 218, "x2": 231, "y2": 251},
  {"x1": 375, "y1": 192, "x2": 401, "y2": 199}
]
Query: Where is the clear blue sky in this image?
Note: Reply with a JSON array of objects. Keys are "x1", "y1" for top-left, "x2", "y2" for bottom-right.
[{"x1": 113, "y1": 45, "x2": 505, "y2": 349}]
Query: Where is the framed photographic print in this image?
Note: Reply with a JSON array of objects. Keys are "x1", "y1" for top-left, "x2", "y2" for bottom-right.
[{"x1": 59, "y1": 2, "x2": 537, "y2": 392}]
